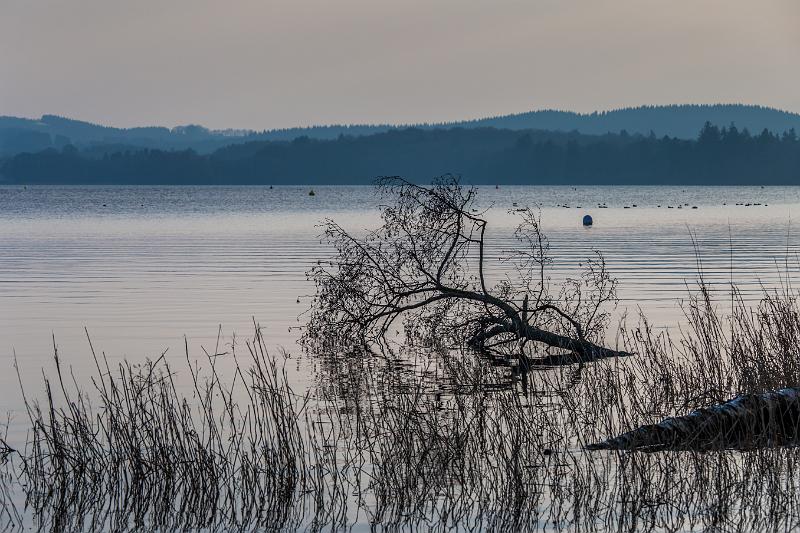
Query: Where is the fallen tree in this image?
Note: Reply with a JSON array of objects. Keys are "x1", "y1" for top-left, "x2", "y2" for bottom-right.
[
  {"x1": 587, "y1": 387, "x2": 800, "y2": 451},
  {"x1": 305, "y1": 176, "x2": 631, "y2": 364}
]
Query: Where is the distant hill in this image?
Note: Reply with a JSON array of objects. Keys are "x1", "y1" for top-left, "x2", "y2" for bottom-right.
[
  {"x1": 455, "y1": 104, "x2": 800, "y2": 139},
  {"x1": 0, "y1": 114, "x2": 250, "y2": 156},
  {"x1": 1, "y1": 104, "x2": 799, "y2": 157},
  {"x1": 3, "y1": 123, "x2": 798, "y2": 186}
]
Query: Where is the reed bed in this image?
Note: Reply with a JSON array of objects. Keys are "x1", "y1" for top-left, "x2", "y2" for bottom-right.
[{"x1": 5, "y1": 281, "x2": 800, "y2": 531}]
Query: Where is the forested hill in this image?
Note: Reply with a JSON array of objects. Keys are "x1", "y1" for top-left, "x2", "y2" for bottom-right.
[
  {"x1": 458, "y1": 105, "x2": 800, "y2": 139},
  {"x1": 2, "y1": 104, "x2": 800, "y2": 157},
  {"x1": 212, "y1": 105, "x2": 800, "y2": 143},
  {"x1": 2, "y1": 123, "x2": 799, "y2": 185}
]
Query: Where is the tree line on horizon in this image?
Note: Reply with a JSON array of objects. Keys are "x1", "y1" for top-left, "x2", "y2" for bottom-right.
[
  {"x1": 1, "y1": 122, "x2": 798, "y2": 185},
  {"x1": 3, "y1": 104, "x2": 800, "y2": 158}
]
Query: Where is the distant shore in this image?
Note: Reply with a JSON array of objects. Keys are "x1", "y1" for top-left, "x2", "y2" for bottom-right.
[{"x1": 2, "y1": 122, "x2": 798, "y2": 186}]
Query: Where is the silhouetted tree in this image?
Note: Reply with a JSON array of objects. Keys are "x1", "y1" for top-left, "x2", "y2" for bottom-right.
[{"x1": 305, "y1": 177, "x2": 630, "y2": 366}]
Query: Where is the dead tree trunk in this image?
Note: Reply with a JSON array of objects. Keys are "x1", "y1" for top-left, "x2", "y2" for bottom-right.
[
  {"x1": 468, "y1": 320, "x2": 631, "y2": 365},
  {"x1": 586, "y1": 387, "x2": 800, "y2": 452}
]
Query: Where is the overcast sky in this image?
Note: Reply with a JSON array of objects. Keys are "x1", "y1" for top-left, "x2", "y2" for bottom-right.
[{"x1": 2, "y1": 0, "x2": 799, "y2": 130}]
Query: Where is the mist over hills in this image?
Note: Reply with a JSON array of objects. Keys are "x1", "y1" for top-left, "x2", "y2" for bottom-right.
[
  {"x1": 2, "y1": 104, "x2": 800, "y2": 157},
  {"x1": 0, "y1": 115, "x2": 249, "y2": 157}
]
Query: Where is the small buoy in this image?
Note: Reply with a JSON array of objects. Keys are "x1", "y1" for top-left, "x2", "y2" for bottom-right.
[
  {"x1": 582, "y1": 214, "x2": 593, "y2": 226},
  {"x1": 308, "y1": 189, "x2": 315, "y2": 196}
]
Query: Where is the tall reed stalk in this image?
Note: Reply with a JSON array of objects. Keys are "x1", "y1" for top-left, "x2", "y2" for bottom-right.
[{"x1": 6, "y1": 281, "x2": 800, "y2": 531}]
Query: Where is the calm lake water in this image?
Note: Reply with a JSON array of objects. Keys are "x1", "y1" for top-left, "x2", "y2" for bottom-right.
[{"x1": 2, "y1": 184, "x2": 800, "y2": 440}]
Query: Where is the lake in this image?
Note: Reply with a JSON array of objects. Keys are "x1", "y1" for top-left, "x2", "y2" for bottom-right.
[
  {"x1": 2, "y1": 185, "x2": 799, "y2": 394},
  {"x1": 2, "y1": 184, "x2": 800, "y2": 528}
]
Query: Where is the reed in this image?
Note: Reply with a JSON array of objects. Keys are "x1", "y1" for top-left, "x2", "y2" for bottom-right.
[{"x1": 6, "y1": 280, "x2": 800, "y2": 531}]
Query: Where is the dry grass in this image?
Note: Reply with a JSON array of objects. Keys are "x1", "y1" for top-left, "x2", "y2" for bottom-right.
[{"x1": 5, "y1": 281, "x2": 800, "y2": 531}]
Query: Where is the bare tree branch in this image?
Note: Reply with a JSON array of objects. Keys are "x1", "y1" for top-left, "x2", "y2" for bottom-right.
[{"x1": 305, "y1": 176, "x2": 631, "y2": 365}]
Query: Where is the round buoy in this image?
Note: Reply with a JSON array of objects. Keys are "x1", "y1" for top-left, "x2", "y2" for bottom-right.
[{"x1": 582, "y1": 215, "x2": 593, "y2": 226}]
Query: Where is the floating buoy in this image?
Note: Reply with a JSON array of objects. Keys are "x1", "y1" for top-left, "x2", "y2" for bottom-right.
[
  {"x1": 582, "y1": 214, "x2": 593, "y2": 226},
  {"x1": 308, "y1": 189, "x2": 315, "y2": 196}
]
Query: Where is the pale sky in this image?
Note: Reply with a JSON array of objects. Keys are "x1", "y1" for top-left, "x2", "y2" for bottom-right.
[{"x1": 2, "y1": 0, "x2": 799, "y2": 130}]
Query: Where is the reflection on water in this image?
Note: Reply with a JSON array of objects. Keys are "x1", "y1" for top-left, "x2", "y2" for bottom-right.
[{"x1": 1, "y1": 185, "x2": 799, "y2": 416}]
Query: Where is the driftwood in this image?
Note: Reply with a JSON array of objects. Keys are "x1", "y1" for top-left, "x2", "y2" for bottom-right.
[{"x1": 586, "y1": 387, "x2": 800, "y2": 452}]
